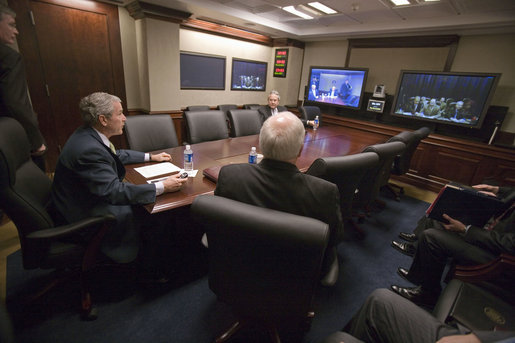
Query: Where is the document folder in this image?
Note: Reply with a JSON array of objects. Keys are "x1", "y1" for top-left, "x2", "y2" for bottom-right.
[{"x1": 426, "y1": 182, "x2": 507, "y2": 227}]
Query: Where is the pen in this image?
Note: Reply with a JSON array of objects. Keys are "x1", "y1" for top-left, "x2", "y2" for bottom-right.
[{"x1": 147, "y1": 176, "x2": 168, "y2": 184}]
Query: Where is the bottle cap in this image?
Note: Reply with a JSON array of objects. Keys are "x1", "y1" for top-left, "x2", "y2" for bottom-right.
[
  {"x1": 186, "y1": 145, "x2": 191, "y2": 150},
  {"x1": 251, "y1": 146, "x2": 256, "y2": 151}
]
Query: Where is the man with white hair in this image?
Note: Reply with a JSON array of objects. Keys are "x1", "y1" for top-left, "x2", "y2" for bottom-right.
[{"x1": 214, "y1": 111, "x2": 344, "y2": 286}]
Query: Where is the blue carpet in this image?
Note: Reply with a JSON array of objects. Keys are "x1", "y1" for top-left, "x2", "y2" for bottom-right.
[{"x1": 6, "y1": 191, "x2": 429, "y2": 343}]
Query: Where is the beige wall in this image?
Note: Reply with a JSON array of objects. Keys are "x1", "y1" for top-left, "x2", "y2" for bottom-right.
[
  {"x1": 300, "y1": 35, "x2": 515, "y2": 134},
  {"x1": 119, "y1": 7, "x2": 514, "y2": 134},
  {"x1": 119, "y1": 8, "x2": 303, "y2": 110},
  {"x1": 451, "y1": 34, "x2": 515, "y2": 133}
]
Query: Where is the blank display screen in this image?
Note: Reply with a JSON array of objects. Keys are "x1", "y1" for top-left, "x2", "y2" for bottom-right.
[{"x1": 180, "y1": 52, "x2": 226, "y2": 90}]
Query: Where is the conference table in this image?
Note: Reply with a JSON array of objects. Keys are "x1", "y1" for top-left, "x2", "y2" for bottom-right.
[{"x1": 124, "y1": 125, "x2": 383, "y2": 214}]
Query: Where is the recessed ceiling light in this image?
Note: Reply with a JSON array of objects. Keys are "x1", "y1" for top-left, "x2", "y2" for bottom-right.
[
  {"x1": 282, "y1": 5, "x2": 313, "y2": 19},
  {"x1": 307, "y1": 2, "x2": 337, "y2": 14},
  {"x1": 390, "y1": 0, "x2": 410, "y2": 5}
]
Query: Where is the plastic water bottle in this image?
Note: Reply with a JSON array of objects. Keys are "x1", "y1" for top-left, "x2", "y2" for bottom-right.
[
  {"x1": 248, "y1": 146, "x2": 257, "y2": 164},
  {"x1": 313, "y1": 115, "x2": 319, "y2": 130},
  {"x1": 184, "y1": 145, "x2": 193, "y2": 171}
]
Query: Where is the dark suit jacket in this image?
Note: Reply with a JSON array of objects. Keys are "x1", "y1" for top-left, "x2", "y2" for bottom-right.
[
  {"x1": 214, "y1": 158, "x2": 343, "y2": 248},
  {"x1": 257, "y1": 105, "x2": 287, "y2": 124},
  {"x1": 51, "y1": 126, "x2": 156, "y2": 263},
  {"x1": 0, "y1": 44, "x2": 44, "y2": 151},
  {"x1": 258, "y1": 104, "x2": 313, "y2": 127}
]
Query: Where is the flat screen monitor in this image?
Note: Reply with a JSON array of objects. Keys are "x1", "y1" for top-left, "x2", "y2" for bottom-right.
[
  {"x1": 180, "y1": 52, "x2": 226, "y2": 90},
  {"x1": 231, "y1": 58, "x2": 267, "y2": 91},
  {"x1": 306, "y1": 66, "x2": 368, "y2": 110},
  {"x1": 391, "y1": 70, "x2": 501, "y2": 128}
]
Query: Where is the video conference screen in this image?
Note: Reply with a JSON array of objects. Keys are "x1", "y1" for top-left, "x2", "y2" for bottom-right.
[
  {"x1": 391, "y1": 70, "x2": 501, "y2": 128},
  {"x1": 306, "y1": 67, "x2": 368, "y2": 110}
]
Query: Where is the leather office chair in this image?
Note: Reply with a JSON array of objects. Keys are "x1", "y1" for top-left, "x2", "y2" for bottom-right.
[
  {"x1": 191, "y1": 195, "x2": 330, "y2": 343},
  {"x1": 0, "y1": 117, "x2": 115, "y2": 320},
  {"x1": 186, "y1": 105, "x2": 211, "y2": 111},
  {"x1": 243, "y1": 104, "x2": 260, "y2": 110},
  {"x1": 385, "y1": 127, "x2": 431, "y2": 200},
  {"x1": 306, "y1": 152, "x2": 380, "y2": 238},
  {"x1": 227, "y1": 109, "x2": 262, "y2": 137},
  {"x1": 124, "y1": 114, "x2": 179, "y2": 152},
  {"x1": 299, "y1": 106, "x2": 321, "y2": 124},
  {"x1": 183, "y1": 110, "x2": 229, "y2": 144},
  {"x1": 433, "y1": 278, "x2": 515, "y2": 332},
  {"x1": 355, "y1": 141, "x2": 406, "y2": 215}
]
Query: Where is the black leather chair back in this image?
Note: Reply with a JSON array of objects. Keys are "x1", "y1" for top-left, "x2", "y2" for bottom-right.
[
  {"x1": 185, "y1": 105, "x2": 210, "y2": 111},
  {"x1": 125, "y1": 114, "x2": 179, "y2": 152},
  {"x1": 183, "y1": 110, "x2": 229, "y2": 144},
  {"x1": 414, "y1": 126, "x2": 431, "y2": 140},
  {"x1": 191, "y1": 195, "x2": 329, "y2": 322},
  {"x1": 389, "y1": 127, "x2": 430, "y2": 175},
  {"x1": 227, "y1": 109, "x2": 262, "y2": 137},
  {"x1": 306, "y1": 152, "x2": 379, "y2": 222},
  {"x1": 243, "y1": 104, "x2": 260, "y2": 110},
  {"x1": 0, "y1": 117, "x2": 55, "y2": 268},
  {"x1": 388, "y1": 131, "x2": 416, "y2": 175},
  {"x1": 299, "y1": 106, "x2": 322, "y2": 124},
  {"x1": 357, "y1": 141, "x2": 406, "y2": 207}
]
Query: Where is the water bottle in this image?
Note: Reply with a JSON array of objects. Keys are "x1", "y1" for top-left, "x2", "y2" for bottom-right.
[
  {"x1": 313, "y1": 115, "x2": 319, "y2": 131},
  {"x1": 248, "y1": 146, "x2": 257, "y2": 164},
  {"x1": 184, "y1": 145, "x2": 193, "y2": 171}
]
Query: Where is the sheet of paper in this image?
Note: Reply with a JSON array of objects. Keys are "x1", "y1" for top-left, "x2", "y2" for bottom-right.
[
  {"x1": 134, "y1": 162, "x2": 181, "y2": 178},
  {"x1": 180, "y1": 169, "x2": 198, "y2": 177}
]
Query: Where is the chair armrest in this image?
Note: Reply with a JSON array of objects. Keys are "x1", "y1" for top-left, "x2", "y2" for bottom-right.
[
  {"x1": 26, "y1": 214, "x2": 116, "y2": 241},
  {"x1": 453, "y1": 253, "x2": 515, "y2": 282}
]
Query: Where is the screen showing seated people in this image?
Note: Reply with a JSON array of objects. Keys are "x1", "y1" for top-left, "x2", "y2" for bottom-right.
[
  {"x1": 391, "y1": 70, "x2": 501, "y2": 128},
  {"x1": 306, "y1": 67, "x2": 368, "y2": 110}
]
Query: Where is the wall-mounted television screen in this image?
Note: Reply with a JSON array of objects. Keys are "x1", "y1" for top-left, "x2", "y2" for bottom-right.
[
  {"x1": 180, "y1": 52, "x2": 226, "y2": 90},
  {"x1": 231, "y1": 58, "x2": 267, "y2": 91},
  {"x1": 306, "y1": 66, "x2": 368, "y2": 110},
  {"x1": 391, "y1": 70, "x2": 501, "y2": 128}
]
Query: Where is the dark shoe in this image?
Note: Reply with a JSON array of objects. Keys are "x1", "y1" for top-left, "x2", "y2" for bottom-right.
[
  {"x1": 391, "y1": 240, "x2": 416, "y2": 257},
  {"x1": 397, "y1": 267, "x2": 414, "y2": 283},
  {"x1": 399, "y1": 232, "x2": 417, "y2": 242},
  {"x1": 390, "y1": 285, "x2": 438, "y2": 307}
]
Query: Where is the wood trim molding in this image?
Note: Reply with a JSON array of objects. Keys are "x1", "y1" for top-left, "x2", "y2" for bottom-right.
[
  {"x1": 126, "y1": 1, "x2": 191, "y2": 23},
  {"x1": 345, "y1": 35, "x2": 460, "y2": 68},
  {"x1": 181, "y1": 18, "x2": 273, "y2": 46}
]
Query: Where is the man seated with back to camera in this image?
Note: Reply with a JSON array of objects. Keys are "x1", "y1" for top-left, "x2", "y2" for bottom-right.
[
  {"x1": 212, "y1": 111, "x2": 344, "y2": 286},
  {"x1": 51, "y1": 92, "x2": 187, "y2": 280},
  {"x1": 390, "y1": 184, "x2": 515, "y2": 306},
  {"x1": 258, "y1": 90, "x2": 317, "y2": 128}
]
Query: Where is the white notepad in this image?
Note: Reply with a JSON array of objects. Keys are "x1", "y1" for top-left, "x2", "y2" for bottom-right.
[{"x1": 134, "y1": 162, "x2": 181, "y2": 178}]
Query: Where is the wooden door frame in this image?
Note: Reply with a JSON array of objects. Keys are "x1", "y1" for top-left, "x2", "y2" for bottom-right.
[{"x1": 9, "y1": 0, "x2": 127, "y2": 168}]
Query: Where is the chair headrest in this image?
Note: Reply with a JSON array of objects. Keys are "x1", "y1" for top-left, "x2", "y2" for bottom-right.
[{"x1": 0, "y1": 117, "x2": 32, "y2": 185}]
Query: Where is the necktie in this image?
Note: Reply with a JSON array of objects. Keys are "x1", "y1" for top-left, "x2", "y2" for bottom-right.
[{"x1": 109, "y1": 141, "x2": 116, "y2": 154}]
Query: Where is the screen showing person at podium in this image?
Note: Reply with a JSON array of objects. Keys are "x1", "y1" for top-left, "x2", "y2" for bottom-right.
[{"x1": 306, "y1": 67, "x2": 368, "y2": 110}]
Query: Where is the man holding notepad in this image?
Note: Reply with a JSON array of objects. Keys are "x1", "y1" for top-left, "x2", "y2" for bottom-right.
[{"x1": 390, "y1": 184, "x2": 514, "y2": 306}]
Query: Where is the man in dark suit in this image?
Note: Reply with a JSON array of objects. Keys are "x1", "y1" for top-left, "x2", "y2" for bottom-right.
[
  {"x1": 391, "y1": 184, "x2": 514, "y2": 306},
  {"x1": 322, "y1": 288, "x2": 515, "y2": 343},
  {"x1": 51, "y1": 92, "x2": 187, "y2": 265},
  {"x1": 257, "y1": 90, "x2": 287, "y2": 124},
  {"x1": 214, "y1": 111, "x2": 344, "y2": 286},
  {"x1": 0, "y1": 5, "x2": 46, "y2": 169}
]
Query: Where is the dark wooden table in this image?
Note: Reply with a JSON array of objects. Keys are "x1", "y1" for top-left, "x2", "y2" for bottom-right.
[{"x1": 124, "y1": 125, "x2": 383, "y2": 213}]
